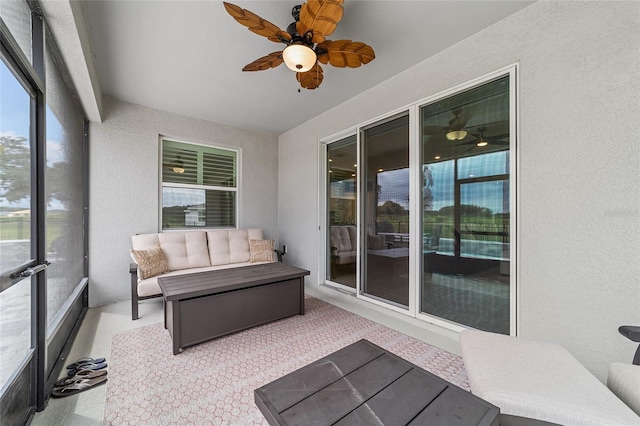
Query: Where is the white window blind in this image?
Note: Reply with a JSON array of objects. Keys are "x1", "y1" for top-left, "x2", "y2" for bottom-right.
[{"x1": 161, "y1": 139, "x2": 237, "y2": 229}]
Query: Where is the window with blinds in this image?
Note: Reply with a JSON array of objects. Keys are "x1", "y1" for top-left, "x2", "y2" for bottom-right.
[{"x1": 161, "y1": 139, "x2": 237, "y2": 229}]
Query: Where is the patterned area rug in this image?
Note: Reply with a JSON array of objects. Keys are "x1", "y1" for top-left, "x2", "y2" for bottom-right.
[{"x1": 104, "y1": 296, "x2": 469, "y2": 425}]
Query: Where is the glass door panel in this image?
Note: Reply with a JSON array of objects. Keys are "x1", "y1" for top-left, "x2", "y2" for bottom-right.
[
  {"x1": 459, "y1": 178, "x2": 510, "y2": 261},
  {"x1": 0, "y1": 279, "x2": 32, "y2": 387},
  {"x1": 327, "y1": 136, "x2": 357, "y2": 288},
  {"x1": 0, "y1": 59, "x2": 34, "y2": 393},
  {"x1": 362, "y1": 114, "x2": 410, "y2": 308},
  {"x1": 421, "y1": 76, "x2": 511, "y2": 334}
]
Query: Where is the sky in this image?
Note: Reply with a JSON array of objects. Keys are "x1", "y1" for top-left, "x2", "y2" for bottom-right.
[
  {"x1": 377, "y1": 151, "x2": 509, "y2": 214},
  {"x1": 1, "y1": 61, "x2": 65, "y2": 209}
]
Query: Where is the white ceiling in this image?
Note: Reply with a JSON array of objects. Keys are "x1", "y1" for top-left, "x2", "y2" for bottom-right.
[{"x1": 81, "y1": 0, "x2": 533, "y2": 135}]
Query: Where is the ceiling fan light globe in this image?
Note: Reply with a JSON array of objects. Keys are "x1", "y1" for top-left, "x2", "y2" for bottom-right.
[
  {"x1": 283, "y1": 44, "x2": 316, "y2": 72},
  {"x1": 476, "y1": 140, "x2": 488, "y2": 147},
  {"x1": 446, "y1": 129, "x2": 467, "y2": 141}
]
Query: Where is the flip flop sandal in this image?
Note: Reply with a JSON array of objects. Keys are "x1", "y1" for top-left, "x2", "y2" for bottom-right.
[
  {"x1": 66, "y1": 357, "x2": 106, "y2": 370},
  {"x1": 55, "y1": 370, "x2": 107, "y2": 388},
  {"x1": 51, "y1": 376, "x2": 108, "y2": 398},
  {"x1": 67, "y1": 361, "x2": 108, "y2": 376}
]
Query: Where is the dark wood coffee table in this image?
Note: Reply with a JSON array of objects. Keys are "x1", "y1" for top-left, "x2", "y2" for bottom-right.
[
  {"x1": 158, "y1": 262, "x2": 309, "y2": 355},
  {"x1": 255, "y1": 339, "x2": 499, "y2": 425}
]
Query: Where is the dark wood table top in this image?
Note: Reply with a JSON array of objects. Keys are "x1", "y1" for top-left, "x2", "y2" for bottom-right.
[
  {"x1": 255, "y1": 339, "x2": 499, "y2": 426},
  {"x1": 157, "y1": 262, "x2": 310, "y2": 301}
]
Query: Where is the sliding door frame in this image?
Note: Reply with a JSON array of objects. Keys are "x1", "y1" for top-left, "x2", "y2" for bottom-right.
[
  {"x1": 357, "y1": 109, "x2": 412, "y2": 316},
  {"x1": 1, "y1": 12, "x2": 45, "y2": 423},
  {"x1": 318, "y1": 64, "x2": 519, "y2": 336},
  {"x1": 319, "y1": 127, "x2": 359, "y2": 294},
  {"x1": 414, "y1": 65, "x2": 519, "y2": 336}
]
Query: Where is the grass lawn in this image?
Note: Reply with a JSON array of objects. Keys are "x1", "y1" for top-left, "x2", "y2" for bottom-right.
[{"x1": 0, "y1": 214, "x2": 66, "y2": 245}]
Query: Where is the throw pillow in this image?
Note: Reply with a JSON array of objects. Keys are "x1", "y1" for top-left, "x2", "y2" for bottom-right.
[
  {"x1": 130, "y1": 244, "x2": 169, "y2": 280},
  {"x1": 249, "y1": 239, "x2": 276, "y2": 263}
]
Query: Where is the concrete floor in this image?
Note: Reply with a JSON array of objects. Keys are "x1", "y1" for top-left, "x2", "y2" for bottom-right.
[{"x1": 31, "y1": 299, "x2": 163, "y2": 426}]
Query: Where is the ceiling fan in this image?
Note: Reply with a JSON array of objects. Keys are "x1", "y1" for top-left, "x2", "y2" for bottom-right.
[
  {"x1": 445, "y1": 108, "x2": 472, "y2": 141},
  {"x1": 223, "y1": 0, "x2": 375, "y2": 90},
  {"x1": 456, "y1": 126, "x2": 509, "y2": 152},
  {"x1": 423, "y1": 108, "x2": 473, "y2": 140}
]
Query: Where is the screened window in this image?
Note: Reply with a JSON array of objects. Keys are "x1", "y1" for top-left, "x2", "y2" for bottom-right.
[
  {"x1": 45, "y1": 28, "x2": 86, "y2": 329},
  {"x1": 161, "y1": 139, "x2": 237, "y2": 229}
]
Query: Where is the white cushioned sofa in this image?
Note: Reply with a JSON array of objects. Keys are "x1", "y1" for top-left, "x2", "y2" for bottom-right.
[
  {"x1": 329, "y1": 225, "x2": 391, "y2": 266},
  {"x1": 130, "y1": 228, "x2": 275, "y2": 320},
  {"x1": 329, "y1": 225, "x2": 357, "y2": 265}
]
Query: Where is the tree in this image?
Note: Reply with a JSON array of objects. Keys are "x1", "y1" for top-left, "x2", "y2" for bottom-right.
[
  {"x1": 378, "y1": 200, "x2": 406, "y2": 216},
  {"x1": 0, "y1": 134, "x2": 76, "y2": 208},
  {"x1": 0, "y1": 134, "x2": 30, "y2": 204},
  {"x1": 438, "y1": 204, "x2": 493, "y2": 217}
]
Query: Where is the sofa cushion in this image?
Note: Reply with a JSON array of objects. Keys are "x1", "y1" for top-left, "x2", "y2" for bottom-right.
[
  {"x1": 131, "y1": 233, "x2": 160, "y2": 250},
  {"x1": 249, "y1": 239, "x2": 275, "y2": 263},
  {"x1": 330, "y1": 226, "x2": 355, "y2": 252},
  {"x1": 132, "y1": 231, "x2": 211, "y2": 271},
  {"x1": 130, "y1": 244, "x2": 169, "y2": 280},
  {"x1": 207, "y1": 228, "x2": 263, "y2": 266},
  {"x1": 608, "y1": 362, "x2": 640, "y2": 415},
  {"x1": 157, "y1": 231, "x2": 211, "y2": 271}
]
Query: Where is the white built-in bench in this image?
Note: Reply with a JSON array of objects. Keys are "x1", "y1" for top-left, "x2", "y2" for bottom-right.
[{"x1": 459, "y1": 330, "x2": 640, "y2": 425}]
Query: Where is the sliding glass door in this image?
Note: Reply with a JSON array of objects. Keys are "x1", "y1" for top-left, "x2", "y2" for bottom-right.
[
  {"x1": 421, "y1": 76, "x2": 511, "y2": 333},
  {"x1": 0, "y1": 58, "x2": 38, "y2": 422},
  {"x1": 326, "y1": 136, "x2": 358, "y2": 288},
  {"x1": 323, "y1": 70, "x2": 515, "y2": 335},
  {"x1": 361, "y1": 114, "x2": 410, "y2": 308}
]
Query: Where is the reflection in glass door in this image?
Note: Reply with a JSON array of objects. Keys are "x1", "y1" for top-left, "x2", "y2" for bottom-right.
[
  {"x1": 327, "y1": 136, "x2": 357, "y2": 288},
  {"x1": 0, "y1": 58, "x2": 36, "y2": 417},
  {"x1": 421, "y1": 76, "x2": 511, "y2": 334},
  {"x1": 361, "y1": 114, "x2": 410, "y2": 308}
]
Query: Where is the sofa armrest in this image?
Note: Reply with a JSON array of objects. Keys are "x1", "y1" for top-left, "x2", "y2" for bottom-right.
[
  {"x1": 130, "y1": 263, "x2": 139, "y2": 320},
  {"x1": 619, "y1": 325, "x2": 640, "y2": 365},
  {"x1": 274, "y1": 249, "x2": 285, "y2": 263}
]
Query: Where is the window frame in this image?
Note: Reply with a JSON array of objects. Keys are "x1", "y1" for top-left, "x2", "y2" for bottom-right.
[{"x1": 159, "y1": 136, "x2": 240, "y2": 231}]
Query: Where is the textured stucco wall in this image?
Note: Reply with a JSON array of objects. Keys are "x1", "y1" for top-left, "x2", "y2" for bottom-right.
[
  {"x1": 278, "y1": 1, "x2": 640, "y2": 382},
  {"x1": 89, "y1": 97, "x2": 278, "y2": 306}
]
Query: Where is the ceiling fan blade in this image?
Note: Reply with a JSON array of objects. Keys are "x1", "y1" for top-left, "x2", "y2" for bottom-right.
[
  {"x1": 296, "y1": 63, "x2": 324, "y2": 89},
  {"x1": 468, "y1": 131, "x2": 510, "y2": 146},
  {"x1": 316, "y1": 40, "x2": 375, "y2": 68},
  {"x1": 242, "y1": 52, "x2": 284, "y2": 72},
  {"x1": 297, "y1": 0, "x2": 344, "y2": 44},
  {"x1": 449, "y1": 108, "x2": 471, "y2": 129},
  {"x1": 223, "y1": 2, "x2": 292, "y2": 43}
]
